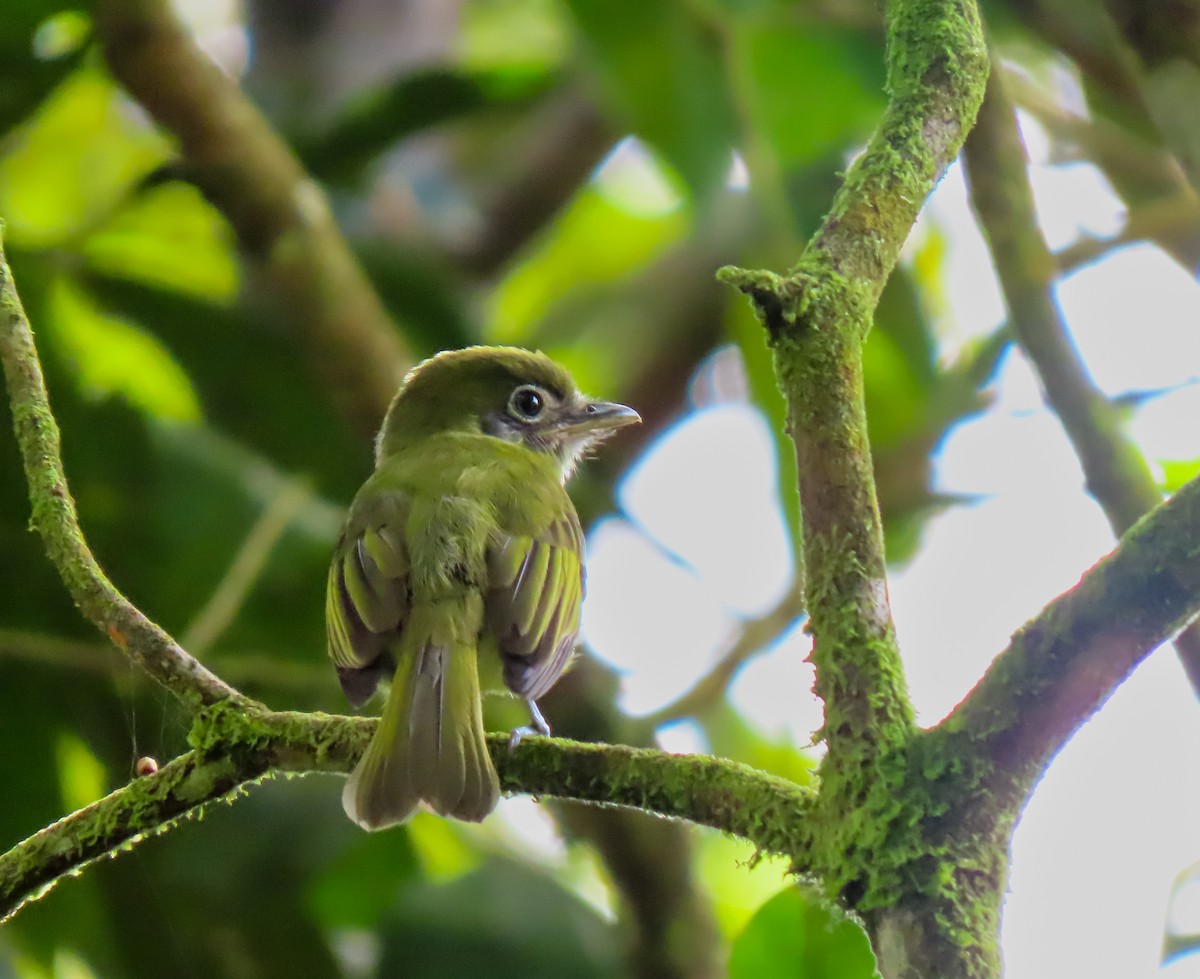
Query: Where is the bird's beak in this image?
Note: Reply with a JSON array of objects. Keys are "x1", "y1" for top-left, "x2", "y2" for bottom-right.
[{"x1": 557, "y1": 400, "x2": 641, "y2": 439}]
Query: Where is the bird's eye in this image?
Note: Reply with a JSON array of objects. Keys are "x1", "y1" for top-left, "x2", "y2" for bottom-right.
[{"x1": 509, "y1": 385, "x2": 546, "y2": 421}]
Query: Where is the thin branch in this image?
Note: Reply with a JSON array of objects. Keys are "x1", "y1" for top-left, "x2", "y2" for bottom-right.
[
  {"x1": 1000, "y1": 0, "x2": 1151, "y2": 124},
  {"x1": 1003, "y1": 65, "x2": 1189, "y2": 196},
  {"x1": 718, "y1": 0, "x2": 988, "y2": 761},
  {"x1": 0, "y1": 710, "x2": 818, "y2": 923},
  {"x1": 1001, "y1": 65, "x2": 1200, "y2": 275},
  {"x1": 963, "y1": 66, "x2": 1200, "y2": 696},
  {"x1": 0, "y1": 629, "x2": 335, "y2": 693},
  {"x1": 1102, "y1": 0, "x2": 1200, "y2": 197},
  {"x1": 182, "y1": 480, "x2": 313, "y2": 654},
  {"x1": 452, "y1": 90, "x2": 615, "y2": 277},
  {"x1": 0, "y1": 230, "x2": 241, "y2": 709},
  {"x1": 646, "y1": 590, "x2": 807, "y2": 727},
  {"x1": 941, "y1": 468, "x2": 1200, "y2": 797},
  {"x1": 94, "y1": 0, "x2": 409, "y2": 438},
  {"x1": 1055, "y1": 193, "x2": 1200, "y2": 273}
]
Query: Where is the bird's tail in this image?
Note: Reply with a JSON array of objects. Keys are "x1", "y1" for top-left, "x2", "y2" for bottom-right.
[{"x1": 342, "y1": 640, "x2": 499, "y2": 829}]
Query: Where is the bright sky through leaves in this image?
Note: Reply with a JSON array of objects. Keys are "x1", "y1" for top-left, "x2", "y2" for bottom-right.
[{"x1": 581, "y1": 116, "x2": 1200, "y2": 976}]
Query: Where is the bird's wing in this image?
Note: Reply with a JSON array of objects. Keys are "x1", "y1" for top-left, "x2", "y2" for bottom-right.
[
  {"x1": 485, "y1": 507, "x2": 584, "y2": 702},
  {"x1": 326, "y1": 497, "x2": 411, "y2": 707}
]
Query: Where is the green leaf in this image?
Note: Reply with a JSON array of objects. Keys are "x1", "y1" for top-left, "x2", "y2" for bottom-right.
[
  {"x1": 458, "y1": 0, "x2": 572, "y2": 70},
  {"x1": 81, "y1": 182, "x2": 238, "y2": 300},
  {"x1": 729, "y1": 886, "x2": 880, "y2": 979},
  {"x1": 306, "y1": 819, "x2": 420, "y2": 929},
  {"x1": 486, "y1": 186, "x2": 686, "y2": 344},
  {"x1": 730, "y1": 23, "x2": 884, "y2": 171},
  {"x1": 80, "y1": 273, "x2": 370, "y2": 501},
  {"x1": 298, "y1": 66, "x2": 556, "y2": 186},
  {"x1": 1160, "y1": 457, "x2": 1200, "y2": 494},
  {"x1": 46, "y1": 274, "x2": 201, "y2": 423},
  {"x1": 563, "y1": 0, "x2": 737, "y2": 199},
  {"x1": 0, "y1": 4, "x2": 90, "y2": 137},
  {"x1": 378, "y1": 856, "x2": 622, "y2": 979},
  {"x1": 728, "y1": 282, "x2": 801, "y2": 555},
  {"x1": 0, "y1": 67, "x2": 168, "y2": 247}
]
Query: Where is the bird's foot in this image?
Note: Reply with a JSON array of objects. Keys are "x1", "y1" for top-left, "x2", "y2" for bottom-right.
[{"x1": 507, "y1": 700, "x2": 551, "y2": 753}]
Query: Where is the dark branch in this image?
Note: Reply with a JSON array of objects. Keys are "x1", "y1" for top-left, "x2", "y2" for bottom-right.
[{"x1": 95, "y1": 0, "x2": 409, "y2": 437}]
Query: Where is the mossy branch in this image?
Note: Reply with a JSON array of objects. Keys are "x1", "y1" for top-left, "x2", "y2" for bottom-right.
[
  {"x1": 0, "y1": 231, "x2": 242, "y2": 710},
  {"x1": 962, "y1": 67, "x2": 1200, "y2": 704},
  {"x1": 95, "y1": 0, "x2": 409, "y2": 437},
  {"x1": 0, "y1": 228, "x2": 816, "y2": 924},
  {"x1": 940, "y1": 470, "x2": 1200, "y2": 799},
  {"x1": 0, "y1": 709, "x2": 817, "y2": 923},
  {"x1": 716, "y1": 4, "x2": 988, "y2": 971},
  {"x1": 718, "y1": 0, "x2": 988, "y2": 766}
]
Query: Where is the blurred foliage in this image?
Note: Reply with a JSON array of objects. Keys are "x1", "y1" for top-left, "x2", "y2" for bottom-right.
[
  {"x1": 729, "y1": 886, "x2": 880, "y2": 979},
  {"x1": 3, "y1": 0, "x2": 1198, "y2": 975}
]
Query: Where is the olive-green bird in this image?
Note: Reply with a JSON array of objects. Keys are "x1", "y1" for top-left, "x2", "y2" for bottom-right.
[{"x1": 327, "y1": 346, "x2": 640, "y2": 829}]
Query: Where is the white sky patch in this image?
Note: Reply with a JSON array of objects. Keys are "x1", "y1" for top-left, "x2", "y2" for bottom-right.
[
  {"x1": 618, "y1": 404, "x2": 793, "y2": 617},
  {"x1": 727, "y1": 150, "x2": 750, "y2": 191},
  {"x1": 726, "y1": 621, "x2": 824, "y2": 748},
  {"x1": 935, "y1": 394, "x2": 1088, "y2": 498},
  {"x1": 1164, "y1": 956, "x2": 1200, "y2": 977},
  {"x1": 583, "y1": 405, "x2": 795, "y2": 716},
  {"x1": 911, "y1": 158, "x2": 1009, "y2": 348},
  {"x1": 1003, "y1": 649, "x2": 1200, "y2": 979},
  {"x1": 1031, "y1": 167, "x2": 1128, "y2": 251},
  {"x1": 583, "y1": 517, "x2": 737, "y2": 714},
  {"x1": 1130, "y1": 384, "x2": 1200, "y2": 462},
  {"x1": 1056, "y1": 243, "x2": 1200, "y2": 396},
  {"x1": 591, "y1": 136, "x2": 685, "y2": 217},
  {"x1": 890, "y1": 491, "x2": 1113, "y2": 724},
  {"x1": 655, "y1": 718, "x2": 711, "y2": 756}
]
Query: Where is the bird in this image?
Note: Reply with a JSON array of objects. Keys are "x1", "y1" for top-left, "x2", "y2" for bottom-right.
[{"x1": 326, "y1": 345, "x2": 640, "y2": 829}]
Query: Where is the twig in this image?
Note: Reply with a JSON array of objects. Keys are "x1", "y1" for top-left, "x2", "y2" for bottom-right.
[
  {"x1": 1055, "y1": 194, "x2": 1200, "y2": 273},
  {"x1": 940, "y1": 468, "x2": 1200, "y2": 797},
  {"x1": 1003, "y1": 65, "x2": 1188, "y2": 195},
  {"x1": 452, "y1": 90, "x2": 614, "y2": 277},
  {"x1": 0, "y1": 229, "x2": 242, "y2": 709},
  {"x1": 0, "y1": 710, "x2": 818, "y2": 923},
  {"x1": 647, "y1": 590, "x2": 807, "y2": 727},
  {"x1": 0, "y1": 629, "x2": 334, "y2": 693},
  {"x1": 182, "y1": 481, "x2": 313, "y2": 654},
  {"x1": 95, "y1": 0, "x2": 409, "y2": 437},
  {"x1": 963, "y1": 67, "x2": 1200, "y2": 697}
]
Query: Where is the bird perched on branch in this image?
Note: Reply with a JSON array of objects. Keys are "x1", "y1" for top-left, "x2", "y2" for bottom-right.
[{"x1": 327, "y1": 346, "x2": 639, "y2": 829}]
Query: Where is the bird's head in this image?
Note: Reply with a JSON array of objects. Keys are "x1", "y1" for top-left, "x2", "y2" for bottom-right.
[{"x1": 376, "y1": 346, "x2": 640, "y2": 477}]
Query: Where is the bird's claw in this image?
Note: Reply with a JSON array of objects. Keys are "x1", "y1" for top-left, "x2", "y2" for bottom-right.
[{"x1": 507, "y1": 700, "x2": 551, "y2": 753}]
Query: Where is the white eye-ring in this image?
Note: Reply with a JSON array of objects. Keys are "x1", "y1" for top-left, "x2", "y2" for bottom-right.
[{"x1": 509, "y1": 384, "x2": 548, "y2": 421}]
